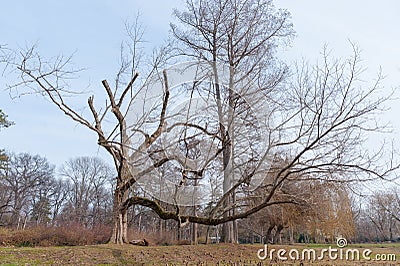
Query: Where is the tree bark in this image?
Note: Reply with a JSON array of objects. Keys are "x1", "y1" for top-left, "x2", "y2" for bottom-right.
[{"x1": 109, "y1": 187, "x2": 129, "y2": 244}]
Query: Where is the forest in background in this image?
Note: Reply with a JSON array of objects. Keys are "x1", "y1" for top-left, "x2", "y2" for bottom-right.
[{"x1": 0, "y1": 151, "x2": 399, "y2": 246}]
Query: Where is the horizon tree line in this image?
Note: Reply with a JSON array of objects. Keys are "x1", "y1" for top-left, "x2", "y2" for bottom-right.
[{"x1": 0, "y1": 151, "x2": 399, "y2": 244}]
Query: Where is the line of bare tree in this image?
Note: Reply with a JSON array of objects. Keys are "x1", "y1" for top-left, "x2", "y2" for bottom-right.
[
  {"x1": 0, "y1": 153, "x2": 114, "y2": 229},
  {"x1": 1, "y1": 151, "x2": 398, "y2": 245}
]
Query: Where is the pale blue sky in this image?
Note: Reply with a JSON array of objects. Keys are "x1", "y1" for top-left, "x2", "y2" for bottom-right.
[{"x1": 1, "y1": 0, "x2": 399, "y2": 170}]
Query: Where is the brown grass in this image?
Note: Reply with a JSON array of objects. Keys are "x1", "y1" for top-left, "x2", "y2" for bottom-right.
[{"x1": 0, "y1": 243, "x2": 398, "y2": 265}]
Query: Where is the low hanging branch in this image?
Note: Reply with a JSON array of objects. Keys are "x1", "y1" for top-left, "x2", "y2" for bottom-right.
[{"x1": 121, "y1": 195, "x2": 298, "y2": 226}]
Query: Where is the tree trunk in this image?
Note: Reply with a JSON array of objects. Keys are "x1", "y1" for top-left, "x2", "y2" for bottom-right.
[
  {"x1": 289, "y1": 226, "x2": 294, "y2": 244},
  {"x1": 177, "y1": 223, "x2": 181, "y2": 241},
  {"x1": 16, "y1": 216, "x2": 20, "y2": 230},
  {"x1": 265, "y1": 224, "x2": 275, "y2": 243},
  {"x1": 159, "y1": 217, "x2": 163, "y2": 238},
  {"x1": 232, "y1": 191, "x2": 238, "y2": 243},
  {"x1": 109, "y1": 188, "x2": 129, "y2": 244},
  {"x1": 221, "y1": 65, "x2": 238, "y2": 244},
  {"x1": 205, "y1": 226, "x2": 210, "y2": 244},
  {"x1": 192, "y1": 222, "x2": 198, "y2": 245},
  {"x1": 22, "y1": 213, "x2": 27, "y2": 230},
  {"x1": 274, "y1": 224, "x2": 283, "y2": 244}
]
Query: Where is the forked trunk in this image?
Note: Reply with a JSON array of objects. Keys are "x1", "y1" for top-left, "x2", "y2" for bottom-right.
[{"x1": 109, "y1": 188, "x2": 129, "y2": 244}]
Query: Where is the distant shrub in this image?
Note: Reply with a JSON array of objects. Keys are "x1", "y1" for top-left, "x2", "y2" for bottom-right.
[
  {"x1": 174, "y1": 239, "x2": 191, "y2": 245},
  {"x1": 0, "y1": 224, "x2": 111, "y2": 247},
  {"x1": 127, "y1": 229, "x2": 176, "y2": 246},
  {"x1": 197, "y1": 236, "x2": 207, "y2": 244},
  {"x1": 0, "y1": 227, "x2": 14, "y2": 246},
  {"x1": 0, "y1": 225, "x2": 191, "y2": 247}
]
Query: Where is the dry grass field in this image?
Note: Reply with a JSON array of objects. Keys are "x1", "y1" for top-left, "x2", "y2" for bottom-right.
[{"x1": 0, "y1": 243, "x2": 399, "y2": 265}]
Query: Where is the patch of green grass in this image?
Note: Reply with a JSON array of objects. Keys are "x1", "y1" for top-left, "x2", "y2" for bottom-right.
[
  {"x1": 304, "y1": 243, "x2": 330, "y2": 248},
  {"x1": 0, "y1": 255, "x2": 43, "y2": 266},
  {"x1": 352, "y1": 242, "x2": 400, "y2": 248}
]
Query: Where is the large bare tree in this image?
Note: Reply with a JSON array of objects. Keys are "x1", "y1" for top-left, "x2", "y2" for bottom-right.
[
  {"x1": 2, "y1": 0, "x2": 398, "y2": 245},
  {"x1": 170, "y1": 0, "x2": 398, "y2": 243},
  {"x1": 171, "y1": 0, "x2": 294, "y2": 243}
]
